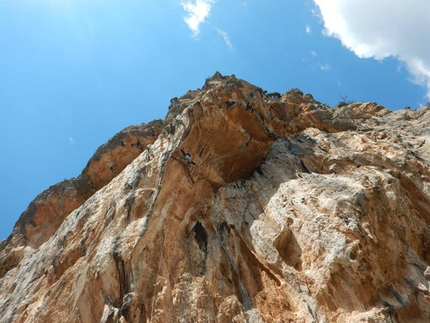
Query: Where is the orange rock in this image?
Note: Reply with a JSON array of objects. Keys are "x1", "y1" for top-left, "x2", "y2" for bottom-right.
[{"x1": 1, "y1": 73, "x2": 429, "y2": 322}]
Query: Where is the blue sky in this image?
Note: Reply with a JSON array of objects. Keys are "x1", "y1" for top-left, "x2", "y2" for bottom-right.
[{"x1": 1, "y1": 0, "x2": 429, "y2": 241}]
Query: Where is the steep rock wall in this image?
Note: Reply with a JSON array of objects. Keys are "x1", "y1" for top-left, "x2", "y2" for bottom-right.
[
  {"x1": 0, "y1": 73, "x2": 429, "y2": 322},
  {"x1": 0, "y1": 121, "x2": 163, "y2": 277}
]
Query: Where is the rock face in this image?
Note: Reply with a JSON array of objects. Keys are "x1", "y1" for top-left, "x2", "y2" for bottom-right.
[
  {"x1": 1, "y1": 72, "x2": 429, "y2": 322},
  {"x1": 0, "y1": 121, "x2": 164, "y2": 278}
]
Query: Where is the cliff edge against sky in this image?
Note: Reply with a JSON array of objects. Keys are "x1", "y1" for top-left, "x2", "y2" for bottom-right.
[{"x1": 1, "y1": 73, "x2": 430, "y2": 322}]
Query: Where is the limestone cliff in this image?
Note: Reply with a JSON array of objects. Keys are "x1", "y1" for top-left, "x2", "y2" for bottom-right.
[{"x1": 1, "y1": 72, "x2": 429, "y2": 322}]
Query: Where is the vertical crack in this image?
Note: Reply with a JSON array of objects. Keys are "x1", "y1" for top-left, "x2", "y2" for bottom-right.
[{"x1": 113, "y1": 244, "x2": 129, "y2": 307}]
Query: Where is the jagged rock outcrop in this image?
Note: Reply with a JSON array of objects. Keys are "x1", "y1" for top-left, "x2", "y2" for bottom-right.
[
  {"x1": 0, "y1": 121, "x2": 163, "y2": 277},
  {"x1": 1, "y1": 72, "x2": 429, "y2": 322}
]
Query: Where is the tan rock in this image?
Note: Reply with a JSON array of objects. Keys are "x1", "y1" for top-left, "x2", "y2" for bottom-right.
[
  {"x1": 0, "y1": 121, "x2": 163, "y2": 278},
  {"x1": 1, "y1": 72, "x2": 429, "y2": 322}
]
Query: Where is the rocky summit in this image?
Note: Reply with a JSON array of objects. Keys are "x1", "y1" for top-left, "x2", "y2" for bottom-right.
[{"x1": 1, "y1": 72, "x2": 430, "y2": 323}]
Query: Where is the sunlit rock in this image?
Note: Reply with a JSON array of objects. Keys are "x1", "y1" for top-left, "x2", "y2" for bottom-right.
[{"x1": 1, "y1": 73, "x2": 429, "y2": 322}]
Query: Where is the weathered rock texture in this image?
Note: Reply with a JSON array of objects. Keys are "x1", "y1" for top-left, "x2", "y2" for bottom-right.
[{"x1": 1, "y1": 72, "x2": 430, "y2": 322}]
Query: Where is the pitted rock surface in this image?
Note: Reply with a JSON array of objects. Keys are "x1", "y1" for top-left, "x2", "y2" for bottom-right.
[{"x1": 1, "y1": 73, "x2": 429, "y2": 322}]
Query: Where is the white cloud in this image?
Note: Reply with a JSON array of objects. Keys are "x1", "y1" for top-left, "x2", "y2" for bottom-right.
[
  {"x1": 320, "y1": 63, "x2": 330, "y2": 71},
  {"x1": 305, "y1": 24, "x2": 311, "y2": 34},
  {"x1": 181, "y1": 0, "x2": 217, "y2": 36},
  {"x1": 310, "y1": 50, "x2": 317, "y2": 57},
  {"x1": 313, "y1": 0, "x2": 430, "y2": 98},
  {"x1": 216, "y1": 29, "x2": 234, "y2": 50}
]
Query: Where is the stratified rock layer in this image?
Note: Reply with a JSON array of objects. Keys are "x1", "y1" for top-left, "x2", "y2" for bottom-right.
[{"x1": 1, "y1": 73, "x2": 429, "y2": 323}]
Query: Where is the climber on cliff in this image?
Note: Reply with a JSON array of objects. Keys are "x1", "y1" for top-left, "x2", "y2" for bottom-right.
[
  {"x1": 170, "y1": 148, "x2": 196, "y2": 184},
  {"x1": 180, "y1": 149, "x2": 196, "y2": 165}
]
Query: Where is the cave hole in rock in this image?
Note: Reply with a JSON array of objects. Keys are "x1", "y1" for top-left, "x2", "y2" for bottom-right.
[
  {"x1": 274, "y1": 227, "x2": 302, "y2": 271},
  {"x1": 191, "y1": 221, "x2": 208, "y2": 252},
  {"x1": 186, "y1": 221, "x2": 209, "y2": 276}
]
